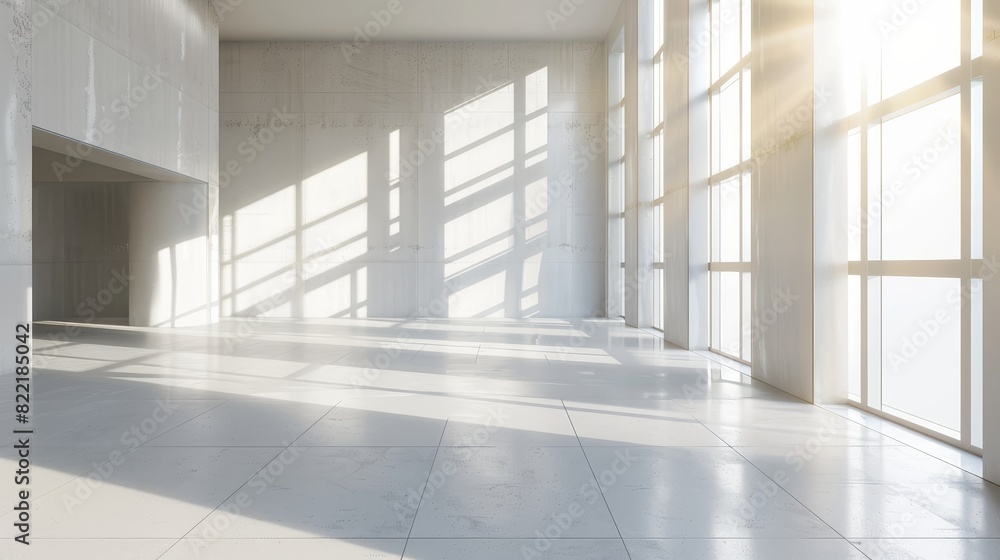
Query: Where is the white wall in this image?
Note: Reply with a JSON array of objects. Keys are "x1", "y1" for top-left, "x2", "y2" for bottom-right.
[
  {"x1": 30, "y1": 0, "x2": 219, "y2": 185},
  {"x1": 0, "y1": 0, "x2": 32, "y2": 376},
  {"x1": 130, "y1": 183, "x2": 214, "y2": 328},
  {"x1": 26, "y1": 0, "x2": 222, "y2": 331},
  {"x1": 218, "y1": 41, "x2": 607, "y2": 318},
  {"x1": 33, "y1": 182, "x2": 131, "y2": 321}
]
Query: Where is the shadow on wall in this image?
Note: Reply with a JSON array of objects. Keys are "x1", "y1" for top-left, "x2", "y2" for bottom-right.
[{"x1": 219, "y1": 43, "x2": 607, "y2": 319}]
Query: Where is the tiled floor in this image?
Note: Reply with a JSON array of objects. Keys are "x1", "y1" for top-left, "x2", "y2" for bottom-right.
[{"x1": 2, "y1": 318, "x2": 999, "y2": 559}]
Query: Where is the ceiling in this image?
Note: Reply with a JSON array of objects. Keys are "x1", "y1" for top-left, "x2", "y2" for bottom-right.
[{"x1": 219, "y1": 0, "x2": 623, "y2": 42}]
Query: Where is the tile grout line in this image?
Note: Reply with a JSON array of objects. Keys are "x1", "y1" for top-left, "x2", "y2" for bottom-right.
[
  {"x1": 560, "y1": 399, "x2": 633, "y2": 560},
  {"x1": 399, "y1": 419, "x2": 449, "y2": 560},
  {"x1": 12, "y1": 398, "x2": 233, "y2": 506},
  {"x1": 137, "y1": 398, "x2": 232, "y2": 448},
  {"x1": 682, "y1": 408, "x2": 873, "y2": 559},
  {"x1": 154, "y1": 402, "x2": 339, "y2": 560}
]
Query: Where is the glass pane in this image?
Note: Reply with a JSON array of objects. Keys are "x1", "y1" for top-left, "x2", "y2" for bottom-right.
[
  {"x1": 973, "y1": 0, "x2": 984, "y2": 59},
  {"x1": 742, "y1": 272, "x2": 752, "y2": 362},
  {"x1": 653, "y1": 269, "x2": 663, "y2": 330},
  {"x1": 711, "y1": 182, "x2": 722, "y2": 261},
  {"x1": 720, "y1": 0, "x2": 741, "y2": 74},
  {"x1": 619, "y1": 266, "x2": 625, "y2": 317},
  {"x1": 742, "y1": 171, "x2": 751, "y2": 262},
  {"x1": 711, "y1": 0, "x2": 721, "y2": 81},
  {"x1": 972, "y1": 278, "x2": 983, "y2": 448},
  {"x1": 742, "y1": 69, "x2": 751, "y2": 163},
  {"x1": 848, "y1": 129, "x2": 861, "y2": 261},
  {"x1": 881, "y1": 95, "x2": 961, "y2": 261},
  {"x1": 867, "y1": 123, "x2": 882, "y2": 261},
  {"x1": 867, "y1": 276, "x2": 882, "y2": 407},
  {"x1": 720, "y1": 271, "x2": 741, "y2": 357},
  {"x1": 711, "y1": 91, "x2": 722, "y2": 174},
  {"x1": 878, "y1": 0, "x2": 960, "y2": 100},
  {"x1": 848, "y1": 276, "x2": 862, "y2": 401},
  {"x1": 719, "y1": 77, "x2": 740, "y2": 171},
  {"x1": 653, "y1": 0, "x2": 665, "y2": 48},
  {"x1": 973, "y1": 79, "x2": 983, "y2": 260},
  {"x1": 742, "y1": 0, "x2": 751, "y2": 57},
  {"x1": 720, "y1": 176, "x2": 741, "y2": 262},
  {"x1": 881, "y1": 276, "x2": 962, "y2": 434},
  {"x1": 711, "y1": 271, "x2": 722, "y2": 349}
]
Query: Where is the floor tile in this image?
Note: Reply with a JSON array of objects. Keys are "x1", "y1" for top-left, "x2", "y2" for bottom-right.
[
  {"x1": 296, "y1": 396, "x2": 448, "y2": 447},
  {"x1": 19, "y1": 447, "x2": 280, "y2": 538},
  {"x1": 853, "y1": 539, "x2": 1000, "y2": 560},
  {"x1": 409, "y1": 446, "x2": 620, "y2": 538},
  {"x1": 625, "y1": 538, "x2": 869, "y2": 560},
  {"x1": 187, "y1": 447, "x2": 436, "y2": 538},
  {"x1": 565, "y1": 399, "x2": 727, "y2": 447},
  {"x1": 587, "y1": 447, "x2": 839, "y2": 538},
  {"x1": 159, "y1": 538, "x2": 406, "y2": 560},
  {"x1": 402, "y1": 538, "x2": 631, "y2": 559},
  {"x1": 440, "y1": 398, "x2": 578, "y2": 447},
  {"x1": 781, "y1": 480, "x2": 1000, "y2": 538},
  {"x1": 1, "y1": 539, "x2": 175, "y2": 560},
  {"x1": 146, "y1": 400, "x2": 331, "y2": 447}
]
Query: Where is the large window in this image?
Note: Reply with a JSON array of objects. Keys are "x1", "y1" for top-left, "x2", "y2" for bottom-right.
[
  {"x1": 609, "y1": 30, "x2": 627, "y2": 318},
  {"x1": 846, "y1": 0, "x2": 984, "y2": 450},
  {"x1": 709, "y1": 0, "x2": 752, "y2": 362},
  {"x1": 650, "y1": 0, "x2": 666, "y2": 330}
]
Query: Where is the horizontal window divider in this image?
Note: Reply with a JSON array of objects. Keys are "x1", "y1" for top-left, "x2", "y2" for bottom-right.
[
  {"x1": 710, "y1": 55, "x2": 751, "y2": 93},
  {"x1": 710, "y1": 162, "x2": 753, "y2": 183},
  {"x1": 708, "y1": 262, "x2": 752, "y2": 273},
  {"x1": 848, "y1": 259, "x2": 977, "y2": 278},
  {"x1": 869, "y1": 68, "x2": 964, "y2": 122},
  {"x1": 840, "y1": 68, "x2": 984, "y2": 128}
]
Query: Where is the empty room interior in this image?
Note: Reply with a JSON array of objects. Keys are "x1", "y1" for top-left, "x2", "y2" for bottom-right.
[{"x1": 2, "y1": 0, "x2": 1000, "y2": 558}]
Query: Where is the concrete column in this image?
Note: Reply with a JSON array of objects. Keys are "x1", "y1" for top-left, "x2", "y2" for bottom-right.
[
  {"x1": 982, "y1": 0, "x2": 1000, "y2": 485},
  {"x1": 1, "y1": 0, "x2": 32, "y2": 375},
  {"x1": 129, "y1": 183, "x2": 214, "y2": 328},
  {"x1": 750, "y1": 0, "x2": 817, "y2": 401},
  {"x1": 658, "y1": 0, "x2": 694, "y2": 348},
  {"x1": 622, "y1": 0, "x2": 642, "y2": 328}
]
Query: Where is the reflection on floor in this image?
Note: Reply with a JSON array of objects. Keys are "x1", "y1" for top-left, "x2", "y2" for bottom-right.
[{"x1": 3, "y1": 318, "x2": 999, "y2": 559}]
